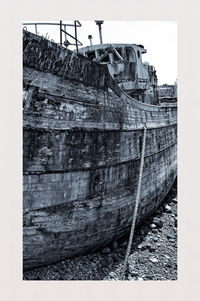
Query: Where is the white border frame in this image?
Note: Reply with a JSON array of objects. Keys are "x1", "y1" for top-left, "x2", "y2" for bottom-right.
[{"x1": 0, "y1": 0, "x2": 199, "y2": 300}]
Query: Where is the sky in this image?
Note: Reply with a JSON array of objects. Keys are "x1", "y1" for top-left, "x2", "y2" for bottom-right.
[{"x1": 23, "y1": 21, "x2": 177, "y2": 85}]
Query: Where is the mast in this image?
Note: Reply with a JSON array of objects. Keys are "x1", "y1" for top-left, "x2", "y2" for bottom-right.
[{"x1": 95, "y1": 20, "x2": 104, "y2": 44}]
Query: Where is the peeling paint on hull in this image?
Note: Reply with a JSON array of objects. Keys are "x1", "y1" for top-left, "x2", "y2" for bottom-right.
[{"x1": 23, "y1": 31, "x2": 177, "y2": 270}]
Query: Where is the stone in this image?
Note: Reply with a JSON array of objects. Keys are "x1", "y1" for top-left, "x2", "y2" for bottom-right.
[
  {"x1": 153, "y1": 218, "x2": 163, "y2": 228},
  {"x1": 153, "y1": 237, "x2": 158, "y2": 242},
  {"x1": 138, "y1": 277, "x2": 144, "y2": 281},
  {"x1": 118, "y1": 253, "x2": 125, "y2": 259},
  {"x1": 165, "y1": 204, "x2": 172, "y2": 213},
  {"x1": 130, "y1": 271, "x2": 139, "y2": 277},
  {"x1": 149, "y1": 246, "x2": 156, "y2": 253},
  {"x1": 109, "y1": 272, "x2": 116, "y2": 278},
  {"x1": 101, "y1": 247, "x2": 111, "y2": 255},
  {"x1": 151, "y1": 229, "x2": 157, "y2": 233},
  {"x1": 65, "y1": 273, "x2": 74, "y2": 280},
  {"x1": 140, "y1": 229, "x2": 145, "y2": 236},
  {"x1": 164, "y1": 255, "x2": 170, "y2": 259},
  {"x1": 150, "y1": 223, "x2": 157, "y2": 229},
  {"x1": 107, "y1": 256, "x2": 114, "y2": 266},
  {"x1": 128, "y1": 264, "x2": 134, "y2": 272},
  {"x1": 101, "y1": 256, "x2": 113, "y2": 267},
  {"x1": 157, "y1": 207, "x2": 163, "y2": 214},
  {"x1": 111, "y1": 253, "x2": 119, "y2": 262},
  {"x1": 137, "y1": 258, "x2": 144, "y2": 264},
  {"x1": 138, "y1": 244, "x2": 146, "y2": 251},
  {"x1": 145, "y1": 243, "x2": 151, "y2": 249},
  {"x1": 119, "y1": 241, "x2": 127, "y2": 248},
  {"x1": 112, "y1": 241, "x2": 118, "y2": 250},
  {"x1": 149, "y1": 257, "x2": 158, "y2": 263},
  {"x1": 145, "y1": 275, "x2": 153, "y2": 280},
  {"x1": 167, "y1": 233, "x2": 176, "y2": 240},
  {"x1": 91, "y1": 262, "x2": 96, "y2": 268}
]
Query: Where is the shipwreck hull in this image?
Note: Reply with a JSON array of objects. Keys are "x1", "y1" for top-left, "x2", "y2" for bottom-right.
[
  {"x1": 23, "y1": 142, "x2": 176, "y2": 269},
  {"x1": 23, "y1": 31, "x2": 177, "y2": 269}
]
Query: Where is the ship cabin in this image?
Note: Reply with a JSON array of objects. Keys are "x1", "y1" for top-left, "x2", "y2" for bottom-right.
[{"x1": 79, "y1": 43, "x2": 159, "y2": 105}]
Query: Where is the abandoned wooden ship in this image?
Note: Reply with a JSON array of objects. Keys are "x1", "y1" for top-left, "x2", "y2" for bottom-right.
[{"x1": 23, "y1": 22, "x2": 177, "y2": 270}]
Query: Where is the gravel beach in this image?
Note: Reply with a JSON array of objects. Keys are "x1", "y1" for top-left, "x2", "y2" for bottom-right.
[{"x1": 23, "y1": 180, "x2": 177, "y2": 281}]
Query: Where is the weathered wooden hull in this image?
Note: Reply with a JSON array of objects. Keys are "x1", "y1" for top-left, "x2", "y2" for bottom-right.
[{"x1": 23, "y1": 31, "x2": 177, "y2": 270}]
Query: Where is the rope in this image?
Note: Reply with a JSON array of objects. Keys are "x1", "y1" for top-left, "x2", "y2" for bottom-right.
[{"x1": 120, "y1": 125, "x2": 147, "y2": 280}]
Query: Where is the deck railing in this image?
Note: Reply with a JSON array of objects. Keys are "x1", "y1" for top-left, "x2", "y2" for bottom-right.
[{"x1": 23, "y1": 20, "x2": 83, "y2": 53}]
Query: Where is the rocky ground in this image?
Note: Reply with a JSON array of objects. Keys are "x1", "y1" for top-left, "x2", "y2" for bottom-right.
[{"x1": 23, "y1": 181, "x2": 177, "y2": 281}]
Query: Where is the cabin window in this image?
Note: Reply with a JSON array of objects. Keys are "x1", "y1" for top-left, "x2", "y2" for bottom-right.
[
  {"x1": 113, "y1": 52, "x2": 120, "y2": 62},
  {"x1": 87, "y1": 51, "x2": 96, "y2": 60},
  {"x1": 137, "y1": 50, "x2": 140, "y2": 58},
  {"x1": 98, "y1": 49, "x2": 105, "y2": 56},
  {"x1": 125, "y1": 47, "x2": 135, "y2": 62},
  {"x1": 116, "y1": 48, "x2": 122, "y2": 56},
  {"x1": 112, "y1": 48, "x2": 122, "y2": 62},
  {"x1": 101, "y1": 55, "x2": 110, "y2": 63},
  {"x1": 125, "y1": 48, "x2": 130, "y2": 61}
]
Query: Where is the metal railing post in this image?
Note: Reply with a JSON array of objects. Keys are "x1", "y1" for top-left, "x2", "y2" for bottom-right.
[
  {"x1": 64, "y1": 25, "x2": 67, "y2": 44},
  {"x1": 60, "y1": 20, "x2": 62, "y2": 46},
  {"x1": 74, "y1": 20, "x2": 78, "y2": 54}
]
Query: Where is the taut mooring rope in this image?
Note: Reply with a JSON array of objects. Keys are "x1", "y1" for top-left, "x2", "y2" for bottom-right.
[{"x1": 120, "y1": 125, "x2": 147, "y2": 280}]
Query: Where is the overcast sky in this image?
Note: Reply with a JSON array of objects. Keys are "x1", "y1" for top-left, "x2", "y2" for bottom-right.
[{"x1": 24, "y1": 21, "x2": 177, "y2": 85}]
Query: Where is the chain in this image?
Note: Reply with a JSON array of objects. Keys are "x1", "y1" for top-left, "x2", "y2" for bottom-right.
[{"x1": 120, "y1": 125, "x2": 147, "y2": 280}]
